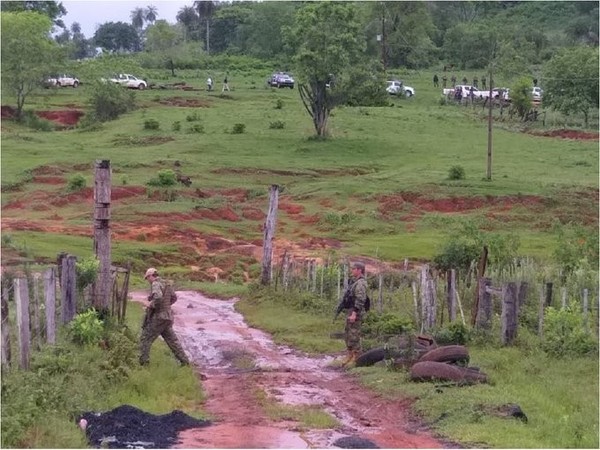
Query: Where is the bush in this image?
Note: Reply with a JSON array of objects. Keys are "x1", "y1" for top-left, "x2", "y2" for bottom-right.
[
  {"x1": 143, "y1": 119, "x2": 160, "y2": 130},
  {"x1": 21, "y1": 111, "x2": 55, "y2": 131},
  {"x1": 147, "y1": 169, "x2": 177, "y2": 187},
  {"x1": 188, "y1": 123, "x2": 205, "y2": 134},
  {"x1": 269, "y1": 120, "x2": 285, "y2": 129},
  {"x1": 274, "y1": 99, "x2": 284, "y2": 109},
  {"x1": 87, "y1": 81, "x2": 136, "y2": 122},
  {"x1": 434, "y1": 322, "x2": 471, "y2": 345},
  {"x1": 172, "y1": 121, "x2": 181, "y2": 131},
  {"x1": 231, "y1": 123, "x2": 246, "y2": 134},
  {"x1": 433, "y1": 238, "x2": 479, "y2": 272},
  {"x1": 66, "y1": 174, "x2": 86, "y2": 192},
  {"x1": 448, "y1": 165, "x2": 466, "y2": 180},
  {"x1": 68, "y1": 309, "x2": 105, "y2": 346},
  {"x1": 76, "y1": 256, "x2": 99, "y2": 292},
  {"x1": 362, "y1": 312, "x2": 413, "y2": 338},
  {"x1": 186, "y1": 111, "x2": 201, "y2": 122},
  {"x1": 542, "y1": 306, "x2": 598, "y2": 357}
]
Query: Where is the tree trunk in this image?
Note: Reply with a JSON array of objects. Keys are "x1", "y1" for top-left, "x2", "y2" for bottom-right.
[{"x1": 206, "y1": 19, "x2": 210, "y2": 54}]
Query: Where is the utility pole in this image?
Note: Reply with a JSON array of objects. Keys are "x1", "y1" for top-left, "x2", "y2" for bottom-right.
[{"x1": 486, "y1": 66, "x2": 493, "y2": 180}]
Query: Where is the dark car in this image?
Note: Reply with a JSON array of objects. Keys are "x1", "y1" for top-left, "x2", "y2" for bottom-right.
[{"x1": 269, "y1": 72, "x2": 295, "y2": 89}]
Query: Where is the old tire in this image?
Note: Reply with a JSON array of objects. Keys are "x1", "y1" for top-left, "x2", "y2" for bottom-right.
[
  {"x1": 418, "y1": 345, "x2": 469, "y2": 365},
  {"x1": 355, "y1": 347, "x2": 386, "y2": 367},
  {"x1": 410, "y1": 361, "x2": 487, "y2": 384}
]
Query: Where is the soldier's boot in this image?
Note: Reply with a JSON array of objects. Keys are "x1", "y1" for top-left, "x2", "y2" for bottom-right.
[
  {"x1": 340, "y1": 350, "x2": 354, "y2": 367},
  {"x1": 344, "y1": 350, "x2": 360, "y2": 368}
]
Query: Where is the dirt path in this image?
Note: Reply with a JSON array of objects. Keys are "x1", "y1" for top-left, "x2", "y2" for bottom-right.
[{"x1": 130, "y1": 290, "x2": 455, "y2": 449}]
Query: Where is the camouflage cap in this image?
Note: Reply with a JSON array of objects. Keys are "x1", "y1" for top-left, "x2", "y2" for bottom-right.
[{"x1": 144, "y1": 268, "x2": 158, "y2": 279}]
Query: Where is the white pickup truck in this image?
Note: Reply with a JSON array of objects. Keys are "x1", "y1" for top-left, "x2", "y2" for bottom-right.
[{"x1": 443, "y1": 85, "x2": 484, "y2": 98}]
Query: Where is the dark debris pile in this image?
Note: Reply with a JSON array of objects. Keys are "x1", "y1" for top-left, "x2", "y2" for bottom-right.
[
  {"x1": 77, "y1": 404, "x2": 210, "y2": 449},
  {"x1": 333, "y1": 436, "x2": 380, "y2": 449}
]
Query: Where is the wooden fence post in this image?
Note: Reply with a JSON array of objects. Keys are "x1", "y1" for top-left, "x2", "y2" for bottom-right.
[
  {"x1": 518, "y1": 281, "x2": 529, "y2": 312},
  {"x1": 61, "y1": 255, "x2": 77, "y2": 324},
  {"x1": 538, "y1": 283, "x2": 545, "y2": 337},
  {"x1": 447, "y1": 269, "x2": 457, "y2": 322},
  {"x1": 94, "y1": 160, "x2": 112, "y2": 311},
  {"x1": 411, "y1": 280, "x2": 419, "y2": 329},
  {"x1": 1, "y1": 282, "x2": 11, "y2": 368},
  {"x1": 561, "y1": 286, "x2": 568, "y2": 309},
  {"x1": 420, "y1": 266, "x2": 428, "y2": 332},
  {"x1": 501, "y1": 282, "x2": 518, "y2": 345},
  {"x1": 377, "y1": 273, "x2": 383, "y2": 314},
  {"x1": 261, "y1": 184, "x2": 279, "y2": 285},
  {"x1": 545, "y1": 282, "x2": 553, "y2": 307},
  {"x1": 583, "y1": 288, "x2": 589, "y2": 333},
  {"x1": 470, "y1": 246, "x2": 488, "y2": 326},
  {"x1": 426, "y1": 276, "x2": 437, "y2": 330},
  {"x1": 15, "y1": 278, "x2": 31, "y2": 370},
  {"x1": 44, "y1": 268, "x2": 56, "y2": 344},
  {"x1": 32, "y1": 274, "x2": 41, "y2": 351},
  {"x1": 476, "y1": 278, "x2": 493, "y2": 330}
]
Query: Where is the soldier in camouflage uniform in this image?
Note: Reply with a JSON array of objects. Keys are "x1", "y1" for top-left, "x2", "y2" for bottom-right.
[
  {"x1": 139, "y1": 268, "x2": 190, "y2": 366},
  {"x1": 342, "y1": 262, "x2": 369, "y2": 367}
]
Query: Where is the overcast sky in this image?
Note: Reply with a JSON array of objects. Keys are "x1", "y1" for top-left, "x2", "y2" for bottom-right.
[{"x1": 61, "y1": 1, "x2": 191, "y2": 37}]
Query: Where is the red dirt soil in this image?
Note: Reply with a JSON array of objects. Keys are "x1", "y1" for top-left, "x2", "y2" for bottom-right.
[
  {"x1": 529, "y1": 129, "x2": 599, "y2": 140},
  {"x1": 36, "y1": 110, "x2": 84, "y2": 126}
]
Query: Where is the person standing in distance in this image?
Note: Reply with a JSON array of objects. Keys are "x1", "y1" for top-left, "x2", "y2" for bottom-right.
[
  {"x1": 222, "y1": 74, "x2": 230, "y2": 92},
  {"x1": 139, "y1": 268, "x2": 190, "y2": 366},
  {"x1": 207, "y1": 76, "x2": 213, "y2": 91},
  {"x1": 342, "y1": 262, "x2": 369, "y2": 367}
]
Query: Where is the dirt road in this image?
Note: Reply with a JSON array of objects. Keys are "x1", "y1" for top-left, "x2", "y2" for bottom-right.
[{"x1": 131, "y1": 290, "x2": 455, "y2": 449}]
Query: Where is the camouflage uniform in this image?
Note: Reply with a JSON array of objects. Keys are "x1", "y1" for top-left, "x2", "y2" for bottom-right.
[
  {"x1": 344, "y1": 275, "x2": 368, "y2": 352},
  {"x1": 139, "y1": 277, "x2": 189, "y2": 365}
]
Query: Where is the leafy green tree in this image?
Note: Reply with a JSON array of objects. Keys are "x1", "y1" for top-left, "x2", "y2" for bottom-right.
[
  {"x1": 194, "y1": 0, "x2": 216, "y2": 53},
  {"x1": 209, "y1": 3, "x2": 252, "y2": 54},
  {"x1": 284, "y1": 2, "x2": 365, "y2": 137},
  {"x1": 239, "y1": 2, "x2": 297, "y2": 59},
  {"x1": 1, "y1": 0, "x2": 66, "y2": 29},
  {"x1": 130, "y1": 6, "x2": 146, "y2": 32},
  {"x1": 510, "y1": 76, "x2": 534, "y2": 120},
  {"x1": 1, "y1": 12, "x2": 62, "y2": 118},
  {"x1": 145, "y1": 5, "x2": 158, "y2": 25},
  {"x1": 94, "y1": 21, "x2": 140, "y2": 53},
  {"x1": 145, "y1": 20, "x2": 182, "y2": 75},
  {"x1": 176, "y1": 5, "x2": 199, "y2": 43},
  {"x1": 543, "y1": 46, "x2": 599, "y2": 128}
]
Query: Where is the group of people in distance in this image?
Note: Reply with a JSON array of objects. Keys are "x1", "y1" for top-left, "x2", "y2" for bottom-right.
[
  {"x1": 206, "y1": 75, "x2": 229, "y2": 92},
  {"x1": 139, "y1": 262, "x2": 370, "y2": 369}
]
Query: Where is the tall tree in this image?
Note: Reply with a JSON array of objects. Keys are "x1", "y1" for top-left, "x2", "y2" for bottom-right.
[
  {"x1": 543, "y1": 46, "x2": 599, "y2": 128},
  {"x1": 145, "y1": 5, "x2": 158, "y2": 25},
  {"x1": 130, "y1": 7, "x2": 145, "y2": 32},
  {"x1": 284, "y1": 2, "x2": 365, "y2": 137},
  {"x1": 176, "y1": 6, "x2": 199, "y2": 43},
  {"x1": 94, "y1": 21, "x2": 140, "y2": 53},
  {"x1": 1, "y1": 12, "x2": 62, "y2": 118},
  {"x1": 194, "y1": 0, "x2": 215, "y2": 53}
]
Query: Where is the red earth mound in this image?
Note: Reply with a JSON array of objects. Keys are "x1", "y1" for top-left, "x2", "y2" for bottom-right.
[
  {"x1": 529, "y1": 129, "x2": 599, "y2": 140},
  {"x1": 36, "y1": 110, "x2": 85, "y2": 126}
]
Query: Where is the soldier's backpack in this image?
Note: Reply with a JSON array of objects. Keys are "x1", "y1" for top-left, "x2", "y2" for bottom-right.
[{"x1": 162, "y1": 281, "x2": 178, "y2": 305}]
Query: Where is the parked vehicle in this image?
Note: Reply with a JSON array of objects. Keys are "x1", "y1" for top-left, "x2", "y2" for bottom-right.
[
  {"x1": 45, "y1": 74, "x2": 80, "y2": 88},
  {"x1": 103, "y1": 73, "x2": 147, "y2": 90},
  {"x1": 480, "y1": 87, "x2": 510, "y2": 101},
  {"x1": 386, "y1": 80, "x2": 415, "y2": 97},
  {"x1": 268, "y1": 72, "x2": 295, "y2": 89},
  {"x1": 443, "y1": 85, "x2": 483, "y2": 98}
]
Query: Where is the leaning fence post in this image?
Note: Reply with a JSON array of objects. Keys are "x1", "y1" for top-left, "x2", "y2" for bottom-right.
[
  {"x1": 583, "y1": 288, "x2": 589, "y2": 333},
  {"x1": 377, "y1": 273, "x2": 383, "y2": 314},
  {"x1": 260, "y1": 184, "x2": 279, "y2": 285},
  {"x1": 44, "y1": 268, "x2": 56, "y2": 344},
  {"x1": 448, "y1": 269, "x2": 457, "y2": 322},
  {"x1": 1, "y1": 282, "x2": 11, "y2": 368},
  {"x1": 538, "y1": 283, "x2": 545, "y2": 338},
  {"x1": 476, "y1": 278, "x2": 492, "y2": 330},
  {"x1": 15, "y1": 278, "x2": 31, "y2": 370},
  {"x1": 501, "y1": 282, "x2": 518, "y2": 345}
]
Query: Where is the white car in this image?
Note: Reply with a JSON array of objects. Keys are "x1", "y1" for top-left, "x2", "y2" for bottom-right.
[
  {"x1": 386, "y1": 80, "x2": 415, "y2": 97},
  {"x1": 480, "y1": 87, "x2": 510, "y2": 101},
  {"x1": 106, "y1": 73, "x2": 147, "y2": 90},
  {"x1": 46, "y1": 74, "x2": 80, "y2": 88}
]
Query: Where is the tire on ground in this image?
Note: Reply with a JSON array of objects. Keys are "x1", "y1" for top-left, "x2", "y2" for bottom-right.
[
  {"x1": 418, "y1": 345, "x2": 469, "y2": 365},
  {"x1": 355, "y1": 347, "x2": 386, "y2": 367},
  {"x1": 410, "y1": 361, "x2": 487, "y2": 384}
]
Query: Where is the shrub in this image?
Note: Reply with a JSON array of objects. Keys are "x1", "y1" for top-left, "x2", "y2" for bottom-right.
[
  {"x1": 66, "y1": 174, "x2": 86, "y2": 192},
  {"x1": 147, "y1": 169, "x2": 177, "y2": 187},
  {"x1": 269, "y1": 120, "x2": 285, "y2": 129},
  {"x1": 434, "y1": 322, "x2": 471, "y2": 345},
  {"x1": 68, "y1": 309, "x2": 104, "y2": 346},
  {"x1": 433, "y1": 238, "x2": 479, "y2": 272},
  {"x1": 231, "y1": 123, "x2": 246, "y2": 134},
  {"x1": 76, "y1": 257, "x2": 99, "y2": 293},
  {"x1": 172, "y1": 121, "x2": 181, "y2": 131},
  {"x1": 21, "y1": 111, "x2": 55, "y2": 131},
  {"x1": 363, "y1": 312, "x2": 413, "y2": 338},
  {"x1": 186, "y1": 111, "x2": 201, "y2": 122},
  {"x1": 143, "y1": 119, "x2": 160, "y2": 130},
  {"x1": 448, "y1": 165, "x2": 466, "y2": 180},
  {"x1": 542, "y1": 306, "x2": 598, "y2": 357},
  {"x1": 188, "y1": 123, "x2": 205, "y2": 134},
  {"x1": 87, "y1": 81, "x2": 136, "y2": 122},
  {"x1": 275, "y1": 99, "x2": 284, "y2": 109}
]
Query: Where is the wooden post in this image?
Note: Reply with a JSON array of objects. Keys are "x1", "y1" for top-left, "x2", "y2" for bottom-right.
[
  {"x1": 518, "y1": 281, "x2": 529, "y2": 311},
  {"x1": 447, "y1": 269, "x2": 457, "y2": 322},
  {"x1": 336, "y1": 266, "x2": 341, "y2": 301},
  {"x1": 377, "y1": 273, "x2": 383, "y2": 314},
  {"x1": 61, "y1": 255, "x2": 77, "y2": 324},
  {"x1": 470, "y1": 246, "x2": 488, "y2": 326},
  {"x1": 583, "y1": 288, "x2": 589, "y2": 333},
  {"x1": 427, "y1": 276, "x2": 437, "y2": 330},
  {"x1": 1, "y1": 282, "x2": 11, "y2": 368},
  {"x1": 261, "y1": 185, "x2": 279, "y2": 285},
  {"x1": 545, "y1": 282, "x2": 553, "y2": 307},
  {"x1": 44, "y1": 268, "x2": 56, "y2": 344},
  {"x1": 561, "y1": 286, "x2": 568, "y2": 309},
  {"x1": 476, "y1": 277, "x2": 492, "y2": 330},
  {"x1": 32, "y1": 274, "x2": 41, "y2": 351},
  {"x1": 538, "y1": 283, "x2": 545, "y2": 337},
  {"x1": 411, "y1": 280, "x2": 419, "y2": 329},
  {"x1": 320, "y1": 261, "x2": 324, "y2": 297},
  {"x1": 15, "y1": 278, "x2": 31, "y2": 370},
  {"x1": 501, "y1": 282, "x2": 518, "y2": 345},
  {"x1": 119, "y1": 264, "x2": 131, "y2": 324},
  {"x1": 94, "y1": 160, "x2": 112, "y2": 311}
]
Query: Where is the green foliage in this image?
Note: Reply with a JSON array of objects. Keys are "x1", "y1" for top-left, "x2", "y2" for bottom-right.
[
  {"x1": 188, "y1": 123, "x2": 205, "y2": 134},
  {"x1": 337, "y1": 63, "x2": 388, "y2": 107},
  {"x1": 274, "y1": 99, "x2": 284, "y2": 109},
  {"x1": 99, "y1": 328, "x2": 139, "y2": 382},
  {"x1": 434, "y1": 321, "x2": 471, "y2": 345},
  {"x1": 362, "y1": 312, "x2": 413, "y2": 338},
  {"x1": 553, "y1": 222, "x2": 599, "y2": 278},
  {"x1": 448, "y1": 165, "x2": 466, "y2": 180},
  {"x1": 231, "y1": 123, "x2": 246, "y2": 134},
  {"x1": 172, "y1": 120, "x2": 181, "y2": 131},
  {"x1": 66, "y1": 174, "x2": 86, "y2": 192},
  {"x1": 510, "y1": 76, "x2": 534, "y2": 120},
  {"x1": 87, "y1": 81, "x2": 136, "y2": 122},
  {"x1": 269, "y1": 120, "x2": 285, "y2": 129},
  {"x1": 143, "y1": 118, "x2": 160, "y2": 130},
  {"x1": 318, "y1": 212, "x2": 356, "y2": 230},
  {"x1": 75, "y1": 256, "x2": 99, "y2": 292},
  {"x1": 68, "y1": 309, "x2": 105, "y2": 345},
  {"x1": 20, "y1": 111, "x2": 55, "y2": 131},
  {"x1": 542, "y1": 306, "x2": 598, "y2": 357},
  {"x1": 433, "y1": 238, "x2": 479, "y2": 272},
  {"x1": 147, "y1": 169, "x2": 177, "y2": 187},
  {"x1": 186, "y1": 111, "x2": 202, "y2": 122}
]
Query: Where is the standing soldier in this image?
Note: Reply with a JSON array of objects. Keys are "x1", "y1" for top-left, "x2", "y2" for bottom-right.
[
  {"x1": 442, "y1": 74, "x2": 447, "y2": 88},
  {"x1": 433, "y1": 74, "x2": 439, "y2": 87},
  {"x1": 481, "y1": 75, "x2": 487, "y2": 90},
  {"x1": 473, "y1": 76, "x2": 478, "y2": 88},
  {"x1": 462, "y1": 76, "x2": 468, "y2": 85},
  {"x1": 451, "y1": 74, "x2": 457, "y2": 86},
  {"x1": 340, "y1": 262, "x2": 369, "y2": 368},
  {"x1": 139, "y1": 268, "x2": 190, "y2": 366}
]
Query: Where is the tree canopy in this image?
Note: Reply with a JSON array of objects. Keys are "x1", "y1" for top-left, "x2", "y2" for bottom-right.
[{"x1": 94, "y1": 21, "x2": 141, "y2": 53}]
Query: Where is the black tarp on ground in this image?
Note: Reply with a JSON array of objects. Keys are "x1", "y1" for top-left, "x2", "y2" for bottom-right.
[{"x1": 77, "y1": 404, "x2": 210, "y2": 449}]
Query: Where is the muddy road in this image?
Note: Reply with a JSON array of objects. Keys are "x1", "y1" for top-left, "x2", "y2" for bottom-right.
[{"x1": 130, "y1": 290, "x2": 454, "y2": 449}]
